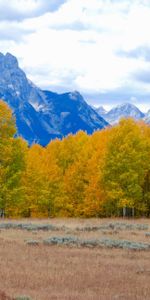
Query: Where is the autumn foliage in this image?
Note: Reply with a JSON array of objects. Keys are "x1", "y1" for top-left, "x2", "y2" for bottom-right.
[{"x1": 0, "y1": 100, "x2": 150, "y2": 217}]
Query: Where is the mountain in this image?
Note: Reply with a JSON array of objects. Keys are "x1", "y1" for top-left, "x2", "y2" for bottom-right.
[
  {"x1": 143, "y1": 110, "x2": 150, "y2": 124},
  {"x1": 96, "y1": 103, "x2": 145, "y2": 125},
  {"x1": 95, "y1": 106, "x2": 107, "y2": 117},
  {"x1": 0, "y1": 52, "x2": 108, "y2": 145},
  {"x1": 43, "y1": 91, "x2": 109, "y2": 136}
]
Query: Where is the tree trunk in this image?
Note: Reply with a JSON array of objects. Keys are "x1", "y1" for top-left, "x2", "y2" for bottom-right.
[
  {"x1": 123, "y1": 207, "x2": 126, "y2": 217},
  {"x1": 132, "y1": 207, "x2": 135, "y2": 218},
  {"x1": 0, "y1": 209, "x2": 5, "y2": 218}
]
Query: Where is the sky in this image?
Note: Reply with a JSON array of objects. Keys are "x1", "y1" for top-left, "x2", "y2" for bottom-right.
[{"x1": 0, "y1": 0, "x2": 150, "y2": 112}]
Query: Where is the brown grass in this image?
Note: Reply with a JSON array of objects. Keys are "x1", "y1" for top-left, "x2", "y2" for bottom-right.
[
  {"x1": 0, "y1": 218, "x2": 150, "y2": 300},
  {"x1": 0, "y1": 290, "x2": 13, "y2": 300}
]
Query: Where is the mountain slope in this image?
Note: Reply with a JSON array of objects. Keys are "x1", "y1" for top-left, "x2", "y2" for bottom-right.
[
  {"x1": 143, "y1": 110, "x2": 150, "y2": 124},
  {"x1": 0, "y1": 52, "x2": 108, "y2": 145},
  {"x1": 96, "y1": 103, "x2": 144, "y2": 125},
  {"x1": 43, "y1": 90, "x2": 108, "y2": 136},
  {"x1": 95, "y1": 106, "x2": 107, "y2": 118}
]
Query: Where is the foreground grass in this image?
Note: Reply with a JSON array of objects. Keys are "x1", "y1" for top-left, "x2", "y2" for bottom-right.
[{"x1": 0, "y1": 218, "x2": 150, "y2": 300}]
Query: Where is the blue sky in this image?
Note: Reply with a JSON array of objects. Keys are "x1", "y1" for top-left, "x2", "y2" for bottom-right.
[{"x1": 0, "y1": 0, "x2": 150, "y2": 111}]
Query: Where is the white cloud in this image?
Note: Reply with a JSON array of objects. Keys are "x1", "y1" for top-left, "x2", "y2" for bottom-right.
[
  {"x1": 0, "y1": 0, "x2": 66, "y2": 20},
  {"x1": 0, "y1": 0, "x2": 150, "y2": 108}
]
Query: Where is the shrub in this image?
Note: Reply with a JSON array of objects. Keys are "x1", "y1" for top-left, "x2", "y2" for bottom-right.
[
  {"x1": 15, "y1": 297, "x2": 32, "y2": 300},
  {"x1": 0, "y1": 223, "x2": 68, "y2": 231},
  {"x1": 145, "y1": 232, "x2": 150, "y2": 237},
  {"x1": 98, "y1": 238, "x2": 150, "y2": 250},
  {"x1": 43, "y1": 236, "x2": 150, "y2": 250},
  {"x1": 75, "y1": 222, "x2": 149, "y2": 232},
  {"x1": 25, "y1": 239, "x2": 40, "y2": 246},
  {"x1": 43, "y1": 236, "x2": 78, "y2": 246},
  {"x1": 0, "y1": 222, "x2": 148, "y2": 232}
]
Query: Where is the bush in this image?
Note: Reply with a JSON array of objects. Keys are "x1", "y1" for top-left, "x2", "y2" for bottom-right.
[
  {"x1": 98, "y1": 238, "x2": 150, "y2": 250},
  {"x1": 75, "y1": 222, "x2": 149, "y2": 232},
  {"x1": 0, "y1": 223, "x2": 67, "y2": 231},
  {"x1": 43, "y1": 236, "x2": 78, "y2": 245},
  {"x1": 0, "y1": 222, "x2": 148, "y2": 232},
  {"x1": 43, "y1": 236, "x2": 150, "y2": 250},
  {"x1": 15, "y1": 297, "x2": 32, "y2": 300},
  {"x1": 145, "y1": 232, "x2": 150, "y2": 237},
  {"x1": 25, "y1": 239, "x2": 40, "y2": 246}
]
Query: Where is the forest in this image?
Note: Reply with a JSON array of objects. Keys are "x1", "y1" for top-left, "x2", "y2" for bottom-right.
[{"x1": 0, "y1": 99, "x2": 150, "y2": 218}]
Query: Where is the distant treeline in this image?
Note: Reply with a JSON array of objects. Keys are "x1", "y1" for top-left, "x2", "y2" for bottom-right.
[{"x1": 0, "y1": 99, "x2": 150, "y2": 218}]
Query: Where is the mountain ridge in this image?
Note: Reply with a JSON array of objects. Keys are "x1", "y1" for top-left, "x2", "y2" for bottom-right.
[
  {"x1": 0, "y1": 52, "x2": 108, "y2": 145},
  {"x1": 95, "y1": 102, "x2": 149, "y2": 125}
]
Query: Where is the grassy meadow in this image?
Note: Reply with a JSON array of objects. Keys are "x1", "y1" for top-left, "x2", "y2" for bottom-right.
[{"x1": 0, "y1": 218, "x2": 150, "y2": 300}]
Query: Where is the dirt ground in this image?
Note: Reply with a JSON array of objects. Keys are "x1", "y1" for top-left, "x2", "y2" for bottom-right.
[{"x1": 0, "y1": 218, "x2": 150, "y2": 300}]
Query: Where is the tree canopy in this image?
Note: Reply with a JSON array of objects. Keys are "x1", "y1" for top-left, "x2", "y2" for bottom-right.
[{"x1": 0, "y1": 100, "x2": 150, "y2": 217}]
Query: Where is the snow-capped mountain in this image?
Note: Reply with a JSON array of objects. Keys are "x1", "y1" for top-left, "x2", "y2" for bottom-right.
[
  {"x1": 95, "y1": 103, "x2": 145, "y2": 125},
  {"x1": 0, "y1": 52, "x2": 108, "y2": 145}
]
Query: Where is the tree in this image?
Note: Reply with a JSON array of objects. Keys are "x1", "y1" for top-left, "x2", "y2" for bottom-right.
[
  {"x1": 2, "y1": 138, "x2": 27, "y2": 216},
  {"x1": 140, "y1": 122, "x2": 150, "y2": 215},
  {"x1": 0, "y1": 100, "x2": 16, "y2": 140},
  {"x1": 102, "y1": 118, "x2": 150, "y2": 216},
  {"x1": 38, "y1": 144, "x2": 62, "y2": 217},
  {"x1": 0, "y1": 100, "x2": 27, "y2": 216},
  {"x1": 22, "y1": 144, "x2": 46, "y2": 217},
  {"x1": 83, "y1": 130, "x2": 109, "y2": 217}
]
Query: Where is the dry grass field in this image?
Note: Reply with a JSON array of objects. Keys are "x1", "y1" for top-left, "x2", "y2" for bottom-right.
[{"x1": 0, "y1": 218, "x2": 150, "y2": 300}]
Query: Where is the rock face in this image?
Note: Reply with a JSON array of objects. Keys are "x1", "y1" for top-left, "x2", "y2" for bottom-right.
[
  {"x1": 95, "y1": 103, "x2": 145, "y2": 125},
  {"x1": 0, "y1": 52, "x2": 108, "y2": 145},
  {"x1": 43, "y1": 90, "x2": 109, "y2": 137}
]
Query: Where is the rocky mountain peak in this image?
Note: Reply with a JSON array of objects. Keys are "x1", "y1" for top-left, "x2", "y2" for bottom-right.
[
  {"x1": 0, "y1": 52, "x2": 18, "y2": 69},
  {"x1": 95, "y1": 106, "x2": 107, "y2": 116},
  {"x1": 0, "y1": 52, "x2": 108, "y2": 145},
  {"x1": 102, "y1": 102, "x2": 144, "y2": 125},
  {"x1": 69, "y1": 90, "x2": 84, "y2": 102}
]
